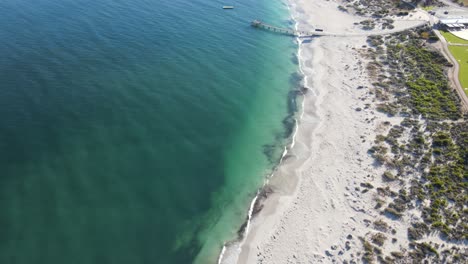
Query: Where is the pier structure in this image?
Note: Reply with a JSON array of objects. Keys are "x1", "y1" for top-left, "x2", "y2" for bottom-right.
[
  {"x1": 251, "y1": 19, "x2": 430, "y2": 38},
  {"x1": 251, "y1": 20, "x2": 315, "y2": 37}
]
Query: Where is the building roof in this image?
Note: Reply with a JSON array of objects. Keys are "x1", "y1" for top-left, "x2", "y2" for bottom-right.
[
  {"x1": 446, "y1": 23, "x2": 466, "y2": 28},
  {"x1": 440, "y1": 18, "x2": 468, "y2": 25}
]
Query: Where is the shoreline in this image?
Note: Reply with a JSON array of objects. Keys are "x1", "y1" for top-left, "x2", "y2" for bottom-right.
[
  {"x1": 217, "y1": 72, "x2": 307, "y2": 264},
  {"x1": 216, "y1": 2, "x2": 309, "y2": 262},
  {"x1": 236, "y1": 6, "x2": 377, "y2": 259},
  {"x1": 220, "y1": 0, "x2": 467, "y2": 263},
  {"x1": 219, "y1": 0, "x2": 467, "y2": 263}
]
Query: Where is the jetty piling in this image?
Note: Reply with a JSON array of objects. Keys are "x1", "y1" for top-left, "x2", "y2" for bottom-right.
[{"x1": 251, "y1": 20, "x2": 315, "y2": 37}]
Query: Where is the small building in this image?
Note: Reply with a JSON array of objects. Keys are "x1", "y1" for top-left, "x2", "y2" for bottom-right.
[{"x1": 439, "y1": 18, "x2": 468, "y2": 30}]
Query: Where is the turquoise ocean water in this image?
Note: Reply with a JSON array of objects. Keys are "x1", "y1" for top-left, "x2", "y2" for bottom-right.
[{"x1": 0, "y1": 0, "x2": 299, "y2": 263}]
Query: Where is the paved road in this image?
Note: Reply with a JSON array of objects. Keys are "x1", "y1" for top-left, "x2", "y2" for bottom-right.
[
  {"x1": 303, "y1": 20, "x2": 429, "y2": 38},
  {"x1": 448, "y1": 42, "x2": 468, "y2": 46},
  {"x1": 439, "y1": 0, "x2": 468, "y2": 10}
]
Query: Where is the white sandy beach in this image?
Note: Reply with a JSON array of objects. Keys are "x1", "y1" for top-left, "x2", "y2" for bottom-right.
[{"x1": 219, "y1": 0, "x2": 441, "y2": 263}]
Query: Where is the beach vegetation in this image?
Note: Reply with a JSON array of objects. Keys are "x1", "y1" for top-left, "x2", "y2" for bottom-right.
[
  {"x1": 401, "y1": 42, "x2": 460, "y2": 120},
  {"x1": 371, "y1": 35, "x2": 461, "y2": 119},
  {"x1": 360, "y1": 237, "x2": 375, "y2": 263},
  {"x1": 374, "y1": 198, "x2": 385, "y2": 209},
  {"x1": 374, "y1": 134, "x2": 386, "y2": 143},
  {"x1": 373, "y1": 219, "x2": 389, "y2": 232},
  {"x1": 338, "y1": 5, "x2": 348, "y2": 12},
  {"x1": 408, "y1": 243, "x2": 439, "y2": 263},
  {"x1": 384, "y1": 207, "x2": 403, "y2": 218},
  {"x1": 361, "y1": 182, "x2": 374, "y2": 189},
  {"x1": 383, "y1": 23, "x2": 394, "y2": 30},
  {"x1": 376, "y1": 255, "x2": 393, "y2": 264},
  {"x1": 367, "y1": 35, "x2": 384, "y2": 47},
  {"x1": 368, "y1": 145, "x2": 388, "y2": 155},
  {"x1": 360, "y1": 19, "x2": 376, "y2": 30},
  {"x1": 390, "y1": 251, "x2": 404, "y2": 259},
  {"x1": 374, "y1": 153, "x2": 388, "y2": 165},
  {"x1": 408, "y1": 222, "x2": 429, "y2": 240},
  {"x1": 382, "y1": 171, "x2": 396, "y2": 181},
  {"x1": 365, "y1": 28, "x2": 467, "y2": 260},
  {"x1": 371, "y1": 232, "x2": 387, "y2": 246},
  {"x1": 406, "y1": 78, "x2": 460, "y2": 119},
  {"x1": 400, "y1": 117, "x2": 418, "y2": 128},
  {"x1": 376, "y1": 102, "x2": 399, "y2": 116},
  {"x1": 420, "y1": 31, "x2": 430, "y2": 39},
  {"x1": 422, "y1": 5, "x2": 435, "y2": 11}
]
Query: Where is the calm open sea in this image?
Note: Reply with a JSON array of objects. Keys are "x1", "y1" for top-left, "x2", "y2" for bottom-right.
[{"x1": 0, "y1": 0, "x2": 299, "y2": 263}]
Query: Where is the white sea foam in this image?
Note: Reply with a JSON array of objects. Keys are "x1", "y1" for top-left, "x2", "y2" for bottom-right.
[
  {"x1": 216, "y1": 245, "x2": 226, "y2": 264},
  {"x1": 217, "y1": 2, "x2": 309, "y2": 263}
]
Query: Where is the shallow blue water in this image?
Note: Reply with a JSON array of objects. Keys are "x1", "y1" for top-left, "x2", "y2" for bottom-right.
[{"x1": 0, "y1": 0, "x2": 298, "y2": 263}]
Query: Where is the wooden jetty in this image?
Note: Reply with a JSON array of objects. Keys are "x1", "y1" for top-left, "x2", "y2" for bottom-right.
[{"x1": 251, "y1": 20, "x2": 315, "y2": 37}]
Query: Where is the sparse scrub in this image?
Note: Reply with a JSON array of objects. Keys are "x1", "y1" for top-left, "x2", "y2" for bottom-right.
[
  {"x1": 371, "y1": 232, "x2": 387, "y2": 246},
  {"x1": 365, "y1": 28, "x2": 467, "y2": 260}
]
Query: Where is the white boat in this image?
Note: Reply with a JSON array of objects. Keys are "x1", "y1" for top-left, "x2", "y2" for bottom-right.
[{"x1": 223, "y1": 6, "x2": 234, "y2": 9}]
